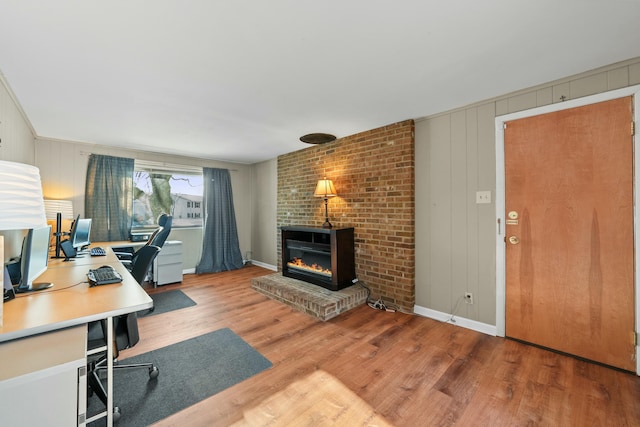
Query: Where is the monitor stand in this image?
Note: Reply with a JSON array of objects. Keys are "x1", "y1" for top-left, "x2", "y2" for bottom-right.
[{"x1": 15, "y1": 282, "x2": 54, "y2": 294}]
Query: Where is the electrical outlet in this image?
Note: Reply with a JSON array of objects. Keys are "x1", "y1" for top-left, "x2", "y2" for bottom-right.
[{"x1": 464, "y1": 292, "x2": 473, "y2": 304}]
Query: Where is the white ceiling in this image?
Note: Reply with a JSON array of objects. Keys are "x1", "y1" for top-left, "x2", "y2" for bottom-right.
[{"x1": 1, "y1": 1, "x2": 639, "y2": 164}]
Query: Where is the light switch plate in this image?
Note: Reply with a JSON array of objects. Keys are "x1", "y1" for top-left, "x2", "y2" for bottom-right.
[{"x1": 476, "y1": 190, "x2": 491, "y2": 204}]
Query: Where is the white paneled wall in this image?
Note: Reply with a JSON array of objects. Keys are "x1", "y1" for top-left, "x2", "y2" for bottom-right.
[
  {"x1": 0, "y1": 76, "x2": 35, "y2": 164},
  {"x1": 250, "y1": 158, "x2": 277, "y2": 267},
  {"x1": 35, "y1": 139, "x2": 86, "y2": 214},
  {"x1": 415, "y1": 57, "x2": 640, "y2": 327}
]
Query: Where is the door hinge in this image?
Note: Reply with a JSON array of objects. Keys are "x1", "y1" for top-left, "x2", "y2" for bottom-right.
[
  {"x1": 633, "y1": 331, "x2": 638, "y2": 346},
  {"x1": 632, "y1": 121, "x2": 635, "y2": 136}
]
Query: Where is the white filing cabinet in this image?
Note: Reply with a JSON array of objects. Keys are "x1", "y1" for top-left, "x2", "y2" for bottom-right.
[{"x1": 152, "y1": 240, "x2": 183, "y2": 286}]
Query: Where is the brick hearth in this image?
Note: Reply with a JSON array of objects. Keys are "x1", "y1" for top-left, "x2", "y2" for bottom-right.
[{"x1": 251, "y1": 273, "x2": 367, "y2": 321}]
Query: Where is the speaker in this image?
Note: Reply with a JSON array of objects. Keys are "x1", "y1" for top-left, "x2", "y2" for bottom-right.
[{"x1": 60, "y1": 239, "x2": 77, "y2": 261}]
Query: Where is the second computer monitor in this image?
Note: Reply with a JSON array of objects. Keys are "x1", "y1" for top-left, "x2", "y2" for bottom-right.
[
  {"x1": 16, "y1": 225, "x2": 53, "y2": 293},
  {"x1": 70, "y1": 215, "x2": 92, "y2": 250}
]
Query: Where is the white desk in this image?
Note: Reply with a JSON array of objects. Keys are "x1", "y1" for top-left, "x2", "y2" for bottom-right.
[{"x1": 0, "y1": 246, "x2": 153, "y2": 426}]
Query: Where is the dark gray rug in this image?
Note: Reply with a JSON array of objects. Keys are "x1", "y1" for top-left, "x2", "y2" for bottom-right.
[
  {"x1": 139, "y1": 289, "x2": 196, "y2": 317},
  {"x1": 87, "y1": 328, "x2": 272, "y2": 426}
]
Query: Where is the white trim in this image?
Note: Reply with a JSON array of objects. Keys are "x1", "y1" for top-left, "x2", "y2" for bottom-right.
[
  {"x1": 414, "y1": 305, "x2": 497, "y2": 336},
  {"x1": 495, "y1": 84, "x2": 640, "y2": 374},
  {"x1": 249, "y1": 260, "x2": 277, "y2": 271},
  {"x1": 496, "y1": 123, "x2": 506, "y2": 337},
  {"x1": 135, "y1": 159, "x2": 203, "y2": 175},
  {"x1": 496, "y1": 85, "x2": 640, "y2": 123}
]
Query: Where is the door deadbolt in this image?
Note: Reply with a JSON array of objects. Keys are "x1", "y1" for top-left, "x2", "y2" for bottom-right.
[
  {"x1": 508, "y1": 211, "x2": 519, "y2": 220},
  {"x1": 508, "y1": 236, "x2": 520, "y2": 245}
]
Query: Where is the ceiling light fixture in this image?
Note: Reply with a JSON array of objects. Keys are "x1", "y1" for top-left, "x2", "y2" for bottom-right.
[{"x1": 300, "y1": 133, "x2": 336, "y2": 144}]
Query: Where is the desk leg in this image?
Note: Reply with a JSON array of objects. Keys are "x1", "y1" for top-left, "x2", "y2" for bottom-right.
[{"x1": 106, "y1": 316, "x2": 113, "y2": 427}]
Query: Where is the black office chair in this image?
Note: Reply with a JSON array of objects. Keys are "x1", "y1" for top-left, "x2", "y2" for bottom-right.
[
  {"x1": 116, "y1": 214, "x2": 172, "y2": 275},
  {"x1": 87, "y1": 245, "x2": 161, "y2": 422},
  {"x1": 149, "y1": 213, "x2": 172, "y2": 248},
  {"x1": 128, "y1": 245, "x2": 162, "y2": 285}
]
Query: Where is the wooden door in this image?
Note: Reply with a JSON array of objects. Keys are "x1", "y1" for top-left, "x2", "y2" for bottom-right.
[{"x1": 504, "y1": 97, "x2": 635, "y2": 371}]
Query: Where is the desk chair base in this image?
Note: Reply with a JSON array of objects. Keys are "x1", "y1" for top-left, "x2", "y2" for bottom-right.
[{"x1": 88, "y1": 356, "x2": 159, "y2": 422}]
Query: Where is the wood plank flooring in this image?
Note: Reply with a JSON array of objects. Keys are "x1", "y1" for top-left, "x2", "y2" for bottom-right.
[{"x1": 126, "y1": 265, "x2": 640, "y2": 426}]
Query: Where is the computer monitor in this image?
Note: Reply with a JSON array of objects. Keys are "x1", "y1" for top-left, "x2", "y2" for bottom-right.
[
  {"x1": 70, "y1": 215, "x2": 92, "y2": 250},
  {"x1": 16, "y1": 225, "x2": 53, "y2": 293}
]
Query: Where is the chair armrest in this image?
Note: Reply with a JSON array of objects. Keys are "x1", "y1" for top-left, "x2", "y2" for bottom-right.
[
  {"x1": 118, "y1": 258, "x2": 134, "y2": 272},
  {"x1": 114, "y1": 250, "x2": 134, "y2": 261}
]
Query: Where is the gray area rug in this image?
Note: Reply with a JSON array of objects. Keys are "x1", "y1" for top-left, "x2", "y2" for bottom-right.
[
  {"x1": 139, "y1": 289, "x2": 197, "y2": 317},
  {"x1": 87, "y1": 328, "x2": 272, "y2": 426}
]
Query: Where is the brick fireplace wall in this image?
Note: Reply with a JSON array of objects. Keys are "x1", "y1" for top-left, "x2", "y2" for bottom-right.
[{"x1": 277, "y1": 120, "x2": 415, "y2": 312}]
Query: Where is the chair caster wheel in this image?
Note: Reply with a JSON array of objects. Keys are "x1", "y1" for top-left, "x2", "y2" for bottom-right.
[
  {"x1": 149, "y1": 366, "x2": 159, "y2": 379},
  {"x1": 113, "y1": 406, "x2": 121, "y2": 422}
]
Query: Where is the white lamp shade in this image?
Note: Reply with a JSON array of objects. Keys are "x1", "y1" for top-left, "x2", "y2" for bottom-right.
[
  {"x1": 0, "y1": 160, "x2": 47, "y2": 230},
  {"x1": 44, "y1": 199, "x2": 74, "y2": 220},
  {"x1": 314, "y1": 179, "x2": 337, "y2": 198}
]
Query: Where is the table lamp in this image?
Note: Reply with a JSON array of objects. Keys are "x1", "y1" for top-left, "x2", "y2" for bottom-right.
[
  {"x1": 314, "y1": 178, "x2": 337, "y2": 229},
  {"x1": 0, "y1": 161, "x2": 48, "y2": 315},
  {"x1": 44, "y1": 199, "x2": 74, "y2": 258}
]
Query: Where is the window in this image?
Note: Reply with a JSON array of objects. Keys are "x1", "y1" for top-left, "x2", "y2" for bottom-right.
[{"x1": 133, "y1": 161, "x2": 203, "y2": 229}]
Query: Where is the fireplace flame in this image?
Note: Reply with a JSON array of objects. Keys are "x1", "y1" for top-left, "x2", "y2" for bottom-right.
[{"x1": 288, "y1": 257, "x2": 332, "y2": 277}]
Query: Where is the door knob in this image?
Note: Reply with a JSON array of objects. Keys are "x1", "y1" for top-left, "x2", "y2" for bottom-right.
[{"x1": 508, "y1": 236, "x2": 520, "y2": 245}]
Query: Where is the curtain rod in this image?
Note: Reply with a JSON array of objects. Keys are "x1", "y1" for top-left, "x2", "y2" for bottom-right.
[{"x1": 79, "y1": 153, "x2": 238, "y2": 172}]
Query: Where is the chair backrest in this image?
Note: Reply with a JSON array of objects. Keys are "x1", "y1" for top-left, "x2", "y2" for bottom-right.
[
  {"x1": 91, "y1": 246, "x2": 159, "y2": 354},
  {"x1": 93, "y1": 310, "x2": 141, "y2": 354},
  {"x1": 114, "y1": 312, "x2": 140, "y2": 351},
  {"x1": 129, "y1": 245, "x2": 161, "y2": 285},
  {"x1": 149, "y1": 214, "x2": 172, "y2": 249}
]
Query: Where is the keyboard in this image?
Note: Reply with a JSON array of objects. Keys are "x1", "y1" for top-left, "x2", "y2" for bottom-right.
[
  {"x1": 90, "y1": 247, "x2": 106, "y2": 256},
  {"x1": 87, "y1": 266, "x2": 123, "y2": 286}
]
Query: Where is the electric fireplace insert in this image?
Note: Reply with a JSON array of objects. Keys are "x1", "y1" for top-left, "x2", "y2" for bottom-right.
[{"x1": 281, "y1": 226, "x2": 355, "y2": 291}]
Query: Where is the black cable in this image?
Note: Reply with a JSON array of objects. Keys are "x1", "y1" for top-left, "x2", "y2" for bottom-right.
[
  {"x1": 357, "y1": 280, "x2": 400, "y2": 312},
  {"x1": 356, "y1": 279, "x2": 372, "y2": 304}
]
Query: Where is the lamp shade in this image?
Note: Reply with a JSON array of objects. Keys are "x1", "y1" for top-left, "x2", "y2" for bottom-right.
[
  {"x1": 44, "y1": 199, "x2": 74, "y2": 220},
  {"x1": 0, "y1": 160, "x2": 47, "y2": 230},
  {"x1": 314, "y1": 179, "x2": 337, "y2": 198}
]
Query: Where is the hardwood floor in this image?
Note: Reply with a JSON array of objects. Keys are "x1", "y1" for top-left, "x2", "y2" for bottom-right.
[{"x1": 127, "y1": 265, "x2": 640, "y2": 426}]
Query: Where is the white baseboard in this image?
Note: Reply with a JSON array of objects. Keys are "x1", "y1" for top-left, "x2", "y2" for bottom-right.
[
  {"x1": 248, "y1": 260, "x2": 277, "y2": 271},
  {"x1": 413, "y1": 305, "x2": 497, "y2": 336},
  {"x1": 181, "y1": 261, "x2": 276, "y2": 276}
]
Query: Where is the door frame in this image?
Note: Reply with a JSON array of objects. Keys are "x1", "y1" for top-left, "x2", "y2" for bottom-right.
[{"x1": 495, "y1": 84, "x2": 640, "y2": 374}]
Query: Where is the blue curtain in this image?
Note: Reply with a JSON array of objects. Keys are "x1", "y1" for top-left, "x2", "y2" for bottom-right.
[
  {"x1": 85, "y1": 154, "x2": 134, "y2": 242},
  {"x1": 196, "y1": 168, "x2": 244, "y2": 273}
]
